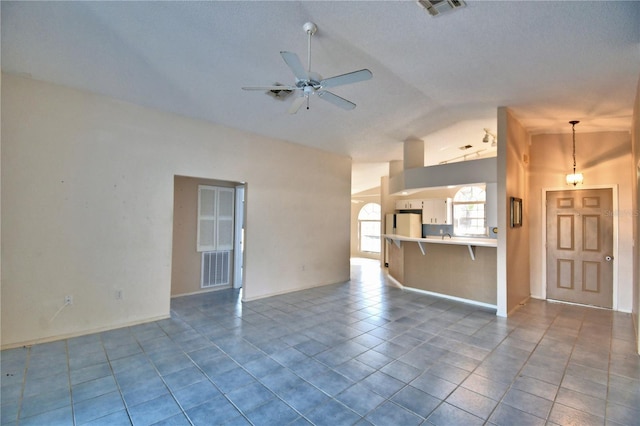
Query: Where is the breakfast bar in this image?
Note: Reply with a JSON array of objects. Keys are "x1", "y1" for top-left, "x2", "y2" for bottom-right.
[{"x1": 385, "y1": 234, "x2": 498, "y2": 308}]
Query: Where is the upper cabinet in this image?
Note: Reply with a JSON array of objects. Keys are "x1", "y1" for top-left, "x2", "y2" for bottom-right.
[
  {"x1": 422, "y1": 198, "x2": 451, "y2": 225},
  {"x1": 395, "y1": 199, "x2": 423, "y2": 210},
  {"x1": 395, "y1": 198, "x2": 451, "y2": 224}
]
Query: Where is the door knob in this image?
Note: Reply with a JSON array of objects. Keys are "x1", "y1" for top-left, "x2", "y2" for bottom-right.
[{"x1": 605, "y1": 255, "x2": 613, "y2": 262}]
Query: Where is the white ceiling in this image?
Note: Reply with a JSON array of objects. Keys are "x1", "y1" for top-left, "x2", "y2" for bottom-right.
[{"x1": 2, "y1": 1, "x2": 639, "y2": 194}]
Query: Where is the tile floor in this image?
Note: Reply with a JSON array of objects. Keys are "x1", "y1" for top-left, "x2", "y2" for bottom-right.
[{"x1": 2, "y1": 258, "x2": 639, "y2": 425}]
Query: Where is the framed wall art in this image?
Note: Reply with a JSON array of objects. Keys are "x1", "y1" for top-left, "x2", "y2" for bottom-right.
[{"x1": 511, "y1": 197, "x2": 522, "y2": 228}]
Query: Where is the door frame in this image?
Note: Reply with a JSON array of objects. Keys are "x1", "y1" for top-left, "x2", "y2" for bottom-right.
[
  {"x1": 233, "y1": 184, "x2": 246, "y2": 289},
  {"x1": 541, "y1": 184, "x2": 619, "y2": 310}
]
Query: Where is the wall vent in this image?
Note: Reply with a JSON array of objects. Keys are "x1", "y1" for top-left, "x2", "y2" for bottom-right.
[
  {"x1": 417, "y1": 0, "x2": 466, "y2": 17},
  {"x1": 201, "y1": 251, "x2": 230, "y2": 288}
]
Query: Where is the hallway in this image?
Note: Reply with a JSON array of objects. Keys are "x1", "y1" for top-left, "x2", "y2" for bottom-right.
[{"x1": 1, "y1": 259, "x2": 639, "y2": 425}]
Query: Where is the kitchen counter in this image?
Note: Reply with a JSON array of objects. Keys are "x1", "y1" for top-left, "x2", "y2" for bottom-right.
[
  {"x1": 384, "y1": 234, "x2": 496, "y2": 246},
  {"x1": 384, "y1": 234, "x2": 496, "y2": 259}
]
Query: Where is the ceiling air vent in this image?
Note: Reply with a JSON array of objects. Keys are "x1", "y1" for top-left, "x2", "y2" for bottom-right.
[
  {"x1": 459, "y1": 144, "x2": 473, "y2": 150},
  {"x1": 264, "y1": 83, "x2": 293, "y2": 101},
  {"x1": 417, "y1": 0, "x2": 466, "y2": 17}
]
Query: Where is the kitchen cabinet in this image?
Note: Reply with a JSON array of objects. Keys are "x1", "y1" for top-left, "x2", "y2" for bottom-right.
[
  {"x1": 395, "y1": 199, "x2": 423, "y2": 210},
  {"x1": 422, "y1": 198, "x2": 451, "y2": 224}
]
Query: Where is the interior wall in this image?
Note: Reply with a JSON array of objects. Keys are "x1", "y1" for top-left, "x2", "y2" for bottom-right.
[
  {"x1": 502, "y1": 108, "x2": 531, "y2": 314},
  {"x1": 380, "y1": 175, "x2": 394, "y2": 267},
  {"x1": 350, "y1": 187, "x2": 381, "y2": 260},
  {"x1": 0, "y1": 72, "x2": 3, "y2": 339},
  {"x1": 529, "y1": 130, "x2": 633, "y2": 312},
  {"x1": 1, "y1": 74, "x2": 351, "y2": 348},
  {"x1": 390, "y1": 157, "x2": 497, "y2": 194},
  {"x1": 171, "y1": 176, "x2": 238, "y2": 297},
  {"x1": 631, "y1": 73, "x2": 640, "y2": 353}
]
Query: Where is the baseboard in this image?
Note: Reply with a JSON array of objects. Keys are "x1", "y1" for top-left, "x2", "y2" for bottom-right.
[
  {"x1": 240, "y1": 279, "x2": 348, "y2": 302},
  {"x1": 171, "y1": 285, "x2": 232, "y2": 298},
  {"x1": 1, "y1": 314, "x2": 171, "y2": 351}
]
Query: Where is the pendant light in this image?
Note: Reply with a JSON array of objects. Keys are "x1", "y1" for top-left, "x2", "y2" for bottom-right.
[{"x1": 566, "y1": 120, "x2": 583, "y2": 186}]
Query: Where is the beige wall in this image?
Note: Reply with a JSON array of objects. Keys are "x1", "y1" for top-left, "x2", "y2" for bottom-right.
[
  {"x1": 631, "y1": 73, "x2": 640, "y2": 353},
  {"x1": 497, "y1": 108, "x2": 531, "y2": 315},
  {"x1": 380, "y1": 175, "x2": 394, "y2": 266},
  {"x1": 529, "y1": 130, "x2": 633, "y2": 312},
  {"x1": 403, "y1": 243, "x2": 497, "y2": 305},
  {"x1": 387, "y1": 242, "x2": 404, "y2": 283},
  {"x1": 1, "y1": 74, "x2": 351, "y2": 348},
  {"x1": 171, "y1": 176, "x2": 239, "y2": 297},
  {"x1": 507, "y1": 110, "x2": 531, "y2": 313}
]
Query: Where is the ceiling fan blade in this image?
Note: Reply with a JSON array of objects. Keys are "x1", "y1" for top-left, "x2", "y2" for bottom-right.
[
  {"x1": 280, "y1": 51, "x2": 308, "y2": 81},
  {"x1": 317, "y1": 90, "x2": 356, "y2": 110},
  {"x1": 288, "y1": 95, "x2": 307, "y2": 114},
  {"x1": 241, "y1": 85, "x2": 298, "y2": 91},
  {"x1": 320, "y1": 69, "x2": 372, "y2": 89}
]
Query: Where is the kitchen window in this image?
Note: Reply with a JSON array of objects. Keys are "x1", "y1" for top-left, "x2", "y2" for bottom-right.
[{"x1": 453, "y1": 186, "x2": 487, "y2": 236}]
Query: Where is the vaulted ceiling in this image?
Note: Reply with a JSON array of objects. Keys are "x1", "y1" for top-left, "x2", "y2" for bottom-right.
[{"x1": 2, "y1": 1, "x2": 639, "y2": 193}]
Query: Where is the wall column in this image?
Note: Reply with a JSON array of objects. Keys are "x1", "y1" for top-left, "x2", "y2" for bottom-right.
[{"x1": 404, "y1": 138, "x2": 425, "y2": 170}]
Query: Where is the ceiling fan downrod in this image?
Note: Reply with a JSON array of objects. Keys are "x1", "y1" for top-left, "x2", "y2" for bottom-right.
[{"x1": 303, "y1": 22, "x2": 317, "y2": 74}]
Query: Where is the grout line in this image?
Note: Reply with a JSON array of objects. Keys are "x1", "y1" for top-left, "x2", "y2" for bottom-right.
[
  {"x1": 605, "y1": 308, "x2": 614, "y2": 422},
  {"x1": 7, "y1": 279, "x2": 637, "y2": 425},
  {"x1": 64, "y1": 340, "x2": 76, "y2": 426},
  {"x1": 100, "y1": 330, "x2": 136, "y2": 426},
  {"x1": 15, "y1": 345, "x2": 30, "y2": 425}
]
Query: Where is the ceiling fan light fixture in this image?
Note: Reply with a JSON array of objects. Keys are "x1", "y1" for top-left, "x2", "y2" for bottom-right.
[{"x1": 265, "y1": 83, "x2": 293, "y2": 100}]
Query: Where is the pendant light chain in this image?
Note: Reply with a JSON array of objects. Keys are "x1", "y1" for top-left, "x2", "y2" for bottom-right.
[
  {"x1": 566, "y1": 120, "x2": 582, "y2": 186},
  {"x1": 571, "y1": 121, "x2": 578, "y2": 175}
]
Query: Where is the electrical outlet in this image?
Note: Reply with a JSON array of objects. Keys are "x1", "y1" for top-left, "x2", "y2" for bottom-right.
[
  {"x1": 115, "y1": 290, "x2": 123, "y2": 300},
  {"x1": 64, "y1": 295, "x2": 73, "y2": 305},
  {"x1": 439, "y1": 229, "x2": 443, "y2": 234}
]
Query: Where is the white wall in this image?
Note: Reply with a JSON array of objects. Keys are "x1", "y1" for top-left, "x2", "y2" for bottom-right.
[
  {"x1": 1, "y1": 74, "x2": 351, "y2": 348},
  {"x1": 389, "y1": 157, "x2": 497, "y2": 194}
]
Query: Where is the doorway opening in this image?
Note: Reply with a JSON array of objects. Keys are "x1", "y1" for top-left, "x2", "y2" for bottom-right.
[
  {"x1": 171, "y1": 176, "x2": 246, "y2": 298},
  {"x1": 357, "y1": 202, "x2": 381, "y2": 255}
]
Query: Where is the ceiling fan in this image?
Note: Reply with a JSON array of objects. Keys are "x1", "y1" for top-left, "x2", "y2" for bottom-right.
[{"x1": 242, "y1": 22, "x2": 373, "y2": 114}]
